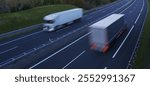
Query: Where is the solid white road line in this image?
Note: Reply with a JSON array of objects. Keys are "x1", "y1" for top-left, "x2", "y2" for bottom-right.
[
  {"x1": 0, "y1": 46, "x2": 18, "y2": 55},
  {"x1": 113, "y1": 0, "x2": 144, "y2": 59},
  {"x1": 127, "y1": 0, "x2": 145, "y2": 68},
  {"x1": 112, "y1": 25, "x2": 135, "y2": 58},
  {"x1": 29, "y1": 32, "x2": 91, "y2": 69},
  {"x1": 30, "y1": 0, "x2": 136, "y2": 69},
  {"x1": 120, "y1": 0, "x2": 136, "y2": 13},
  {"x1": 0, "y1": 0, "x2": 120, "y2": 48},
  {"x1": 84, "y1": 0, "x2": 120, "y2": 17},
  {"x1": 28, "y1": 0, "x2": 135, "y2": 69},
  {"x1": 135, "y1": 12, "x2": 141, "y2": 24},
  {"x1": 62, "y1": 50, "x2": 86, "y2": 69},
  {"x1": 0, "y1": 0, "x2": 131, "y2": 48},
  {"x1": 134, "y1": 1, "x2": 144, "y2": 24},
  {"x1": 135, "y1": 1, "x2": 144, "y2": 24},
  {"x1": 0, "y1": 31, "x2": 43, "y2": 46},
  {"x1": 88, "y1": 0, "x2": 132, "y2": 26}
]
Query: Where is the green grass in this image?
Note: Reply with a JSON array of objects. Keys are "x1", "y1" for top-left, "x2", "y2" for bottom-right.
[
  {"x1": 134, "y1": 0, "x2": 150, "y2": 68},
  {"x1": 0, "y1": 4, "x2": 76, "y2": 34}
]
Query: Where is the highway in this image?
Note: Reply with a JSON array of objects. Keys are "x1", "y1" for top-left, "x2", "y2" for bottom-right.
[
  {"x1": 0, "y1": 0, "x2": 130, "y2": 65},
  {"x1": 0, "y1": 0, "x2": 148, "y2": 69},
  {"x1": 0, "y1": 0, "x2": 129, "y2": 62}
]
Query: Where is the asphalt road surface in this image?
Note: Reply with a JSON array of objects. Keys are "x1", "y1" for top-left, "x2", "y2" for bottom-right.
[{"x1": 0, "y1": 0, "x2": 148, "y2": 69}]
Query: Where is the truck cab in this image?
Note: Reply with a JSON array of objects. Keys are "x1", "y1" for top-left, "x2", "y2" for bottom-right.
[
  {"x1": 43, "y1": 14, "x2": 58, "y2": 31},
  {"x1": 43, "y1": 8, "x2": 83, "y2": 32}
]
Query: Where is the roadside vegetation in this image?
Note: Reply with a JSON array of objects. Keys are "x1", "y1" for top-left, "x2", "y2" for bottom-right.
[
  {"x1": 0, "y1": 0, "x2": 116, "y2": 34},
  {"x1": 0, "y1": 0, "x2": 115, "y2": 12},
  {"x1": 134, "y1": 0, "x2": 150, "y2": 68},
  {"x1": 0, "y1": 5, "x2": 76, "y2": 34}
]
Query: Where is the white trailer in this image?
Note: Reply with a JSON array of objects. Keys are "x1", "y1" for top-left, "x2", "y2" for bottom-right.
[
  {"x1": 43, "y1": 8, "x2": 83, "y2": 31},
  {"x1": 89, "y1": 14, "x2": 127, "y2": 53}
]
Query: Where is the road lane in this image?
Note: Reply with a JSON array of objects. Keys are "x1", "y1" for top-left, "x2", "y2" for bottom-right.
[
  {"x1": 29, "y1": 0, "x2": 147, "y2": 69},
  {"x1": 0, "y1": 0, "x2": 132, "y2": 65},
  {"x1": 106, "y1": 0, "x2": 147, "y2": 68}
]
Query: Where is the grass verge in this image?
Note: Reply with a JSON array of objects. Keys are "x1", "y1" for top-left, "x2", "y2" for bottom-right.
[
  {"x1": 0, "y1": 4, "x2": 76, "y2": 34},
  {"x1": 134, "y1": 0, "x2": 150, "y2": 68}
]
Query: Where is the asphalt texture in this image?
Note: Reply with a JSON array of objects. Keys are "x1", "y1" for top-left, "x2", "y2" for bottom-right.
[{"x1": 0, "y1": 0, "x2": 148, "y2": 69}]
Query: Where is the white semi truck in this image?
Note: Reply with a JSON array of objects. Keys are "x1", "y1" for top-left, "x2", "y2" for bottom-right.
[
  {"x1": 43, "y1": 8, "x2": 83, "y2": 31},
  {"x1": 89, "y1": 14, "x2": 127, "y2": 53}
]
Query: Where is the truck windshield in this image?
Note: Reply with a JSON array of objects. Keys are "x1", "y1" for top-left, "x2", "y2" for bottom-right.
[{"x1": 45, "y1": 20, "x2": 54, "y2": 24}]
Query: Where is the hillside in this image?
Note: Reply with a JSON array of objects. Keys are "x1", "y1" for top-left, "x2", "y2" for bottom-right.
[
  {"x1": 0, "y1": 0, "x2": 116, "y2": 12},
  {"x1": 0, "y1": 0, "x2": 116, "y2": 34},
  {"x1": 0, "y1": 5, "x2": 76, "y2": 34}
]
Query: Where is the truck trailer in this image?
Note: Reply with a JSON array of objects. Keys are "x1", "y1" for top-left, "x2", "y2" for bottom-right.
[
  {"x1": 89, "y1": 14, "x2": 127, "y2": 53},
  {"x1": 43, "y1": 8, "x2": 83, "y2": 32}
]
